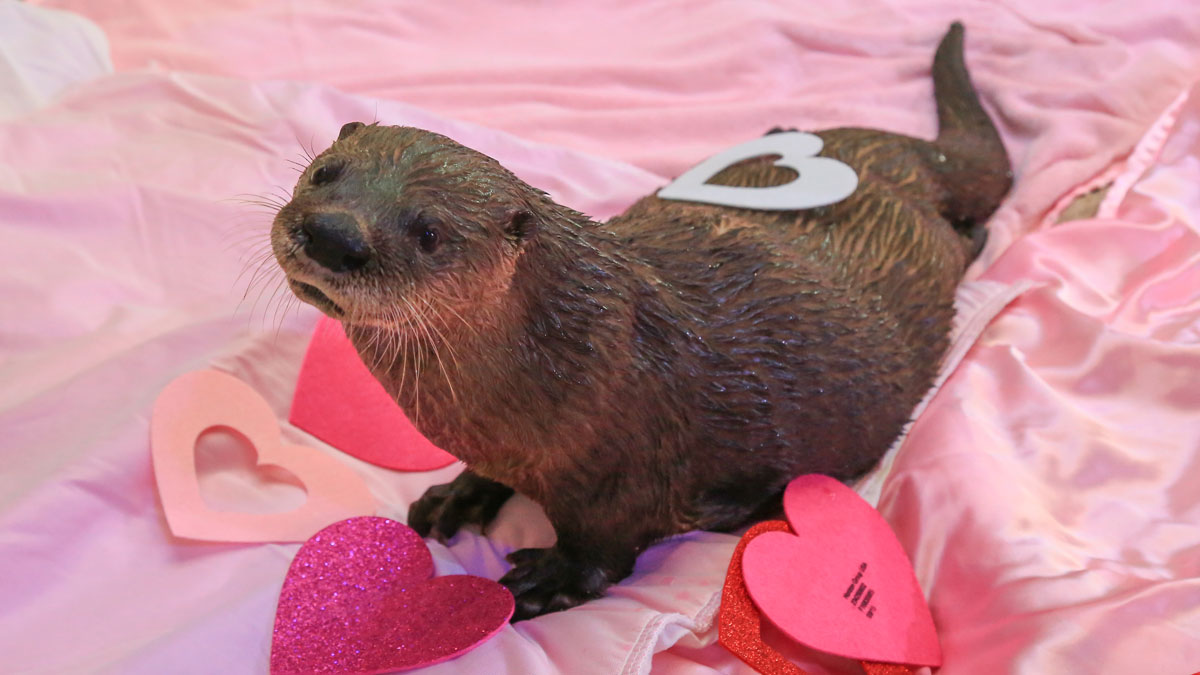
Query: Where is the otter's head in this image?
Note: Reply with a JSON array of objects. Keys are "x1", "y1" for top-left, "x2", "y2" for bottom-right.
[{"x1": 271, "y1": 123, "x2": 538, "y2": 335}]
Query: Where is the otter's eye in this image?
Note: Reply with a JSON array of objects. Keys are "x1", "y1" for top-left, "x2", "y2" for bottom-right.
[
  {"x1": 418, "y1": 228, "x2": 440, "y2": 253},
  {"x1": 311, "y1": 162, "x2": 342, "y2": 186}
]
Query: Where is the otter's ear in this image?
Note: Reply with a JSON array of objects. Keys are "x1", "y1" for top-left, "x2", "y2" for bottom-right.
[
  {"x1": 505, "y1": 210, "x2": 536, "y2": 243},
  {"x1": 338, "y1": 121, "x2": 366, "y2": 141}
]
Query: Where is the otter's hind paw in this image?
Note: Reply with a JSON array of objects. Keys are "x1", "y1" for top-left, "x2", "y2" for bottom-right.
[
  {"x1": 501, "y1": 547, "x2": 612, "y2": 621},
  {"x1": 407, "y1": 470, "x2": 514, "y2": 542}
]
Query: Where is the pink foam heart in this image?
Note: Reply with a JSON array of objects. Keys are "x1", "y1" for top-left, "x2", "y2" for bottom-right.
[
  {"x1": 290, "y1": 317, "x2": 457, "y2": 471},
  {"x1": 270, "y1": 516, "x2": 514, "y2": 674},
  {"x1": 150, "y1": 369, "x2": 378, "y2": 542},
  {"x1": 742, "y1": 475, "x2": 941, "y2": 667}
]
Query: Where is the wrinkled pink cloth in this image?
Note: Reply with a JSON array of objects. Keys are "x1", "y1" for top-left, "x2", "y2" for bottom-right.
[
  {"x1": 35, "y1": 0, "x2": 1200, "y2": 267},
  {"x1": 3, "y1": 1, "x2": 1200, "y2": 673},
  {"x1": 880, "y1": 89, "x2": 1200, "y2": 674}
]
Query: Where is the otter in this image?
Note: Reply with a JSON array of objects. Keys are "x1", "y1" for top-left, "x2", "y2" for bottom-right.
[{"x1": 271, "y1": 23, "x2": 1010, "y2": 621}]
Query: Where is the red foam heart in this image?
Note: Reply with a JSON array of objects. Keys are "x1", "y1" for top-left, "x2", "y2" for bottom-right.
[
  {"x1": 271, "y1": 517, "x2": 513, "y2": 674},
  {"x1": 741, "y1": 475, "x2": 941, "y2": 667},
  {"x1": 719, "y1": 520, "x2": 807, "y2": 674},
  {"x1": 290, "y1": 317, "x2": 456, "y2": 471}
]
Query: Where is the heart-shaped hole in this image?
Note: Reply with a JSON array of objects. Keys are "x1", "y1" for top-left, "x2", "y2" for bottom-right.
[
  {"x1": 706, "y1": 153, "x2": 799, "y2": 187},
  {"x1": 195, "y1": 427, "x2": 307, "y2": 514},
  {"x1": 657, "y1": 132, "x2": 857, "y2": 211}
]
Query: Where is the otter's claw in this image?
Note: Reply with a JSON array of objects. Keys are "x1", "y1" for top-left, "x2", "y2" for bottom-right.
[
  {"x1": 407, "y1": 471, "x2": 514, "y2": 542},
  {"x1": 500, "y1": 547, "x2": 611, "y2": 621}
]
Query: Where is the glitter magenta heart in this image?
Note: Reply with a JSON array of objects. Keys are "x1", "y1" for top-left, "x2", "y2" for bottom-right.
[{"x1": 270, "y1": 517, "x2": 514, "y2": 674}]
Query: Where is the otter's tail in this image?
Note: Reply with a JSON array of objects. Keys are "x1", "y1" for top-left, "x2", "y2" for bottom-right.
[{"x1": 931, "y1": 22, "x2": 1011, "y2": 233}]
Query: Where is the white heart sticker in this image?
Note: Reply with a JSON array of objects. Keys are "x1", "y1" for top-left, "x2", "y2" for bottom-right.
[{"x1": 657, "y1": 131, "x2": 858, "y2": 210}]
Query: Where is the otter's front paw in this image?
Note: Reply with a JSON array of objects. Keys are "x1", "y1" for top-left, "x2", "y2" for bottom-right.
[
  {"x1": 500, "y1": 547, "x2": 612, "y2": 621},
  {"x1": 407, "y1": 470, "x2": 514, "y2": 542}
]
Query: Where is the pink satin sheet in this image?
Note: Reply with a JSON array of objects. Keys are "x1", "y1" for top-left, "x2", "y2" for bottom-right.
[{"x1": 3, "y1": 1, "x2": 1200, "y2": 673}]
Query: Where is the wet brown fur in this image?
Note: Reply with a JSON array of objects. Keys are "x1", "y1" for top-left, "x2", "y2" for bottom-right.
[{"x1": 271, "y1": 24, "x2": 1011, "y2": 620}]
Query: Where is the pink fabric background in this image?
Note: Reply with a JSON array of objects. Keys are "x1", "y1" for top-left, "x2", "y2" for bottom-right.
[{"x1": 3, "y1": 1, "x2": 1200, "y2": 672}]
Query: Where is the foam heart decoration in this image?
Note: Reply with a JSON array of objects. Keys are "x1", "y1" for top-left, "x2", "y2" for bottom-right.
[
  {"x1": 657, "y1": 131, "x2": 858, "y2": 210},
  {"x1": 150, "y1": 369, "x2": 378, "y2": 542},
  {"x1": 742, "y1": 475, "x2": 941, "y2": 666},
  {"x1": 270, "y1": 516, "x2": 514, "y2": 674},
  {"x1": 290, "y1": 317, "x2": 457, "y2": 471},
  {"x1": 719, "y1": 520, "x2": 806, "y2": 674},
  {"x1": 720, "y1": 520, "x2": 918, "y2": 675}
]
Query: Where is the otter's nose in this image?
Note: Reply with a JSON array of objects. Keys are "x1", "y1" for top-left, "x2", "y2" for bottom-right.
[{"x1": 300, "y1": 212, "x2": 369, "y2": 273}]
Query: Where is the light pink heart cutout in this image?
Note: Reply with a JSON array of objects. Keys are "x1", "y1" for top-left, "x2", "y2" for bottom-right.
[
  {"x1": 742, "y1": 475, "x2": 941, "y2": 667},
  {"x1": 270, "y1": 516, "x2": 514, "y2": 674},
  {"x1": 150, "y1": 369, "x2": 378, "y2": 542},
  {"x1": 290, "y1": 317, "x2": 457, "y2": 471}
]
